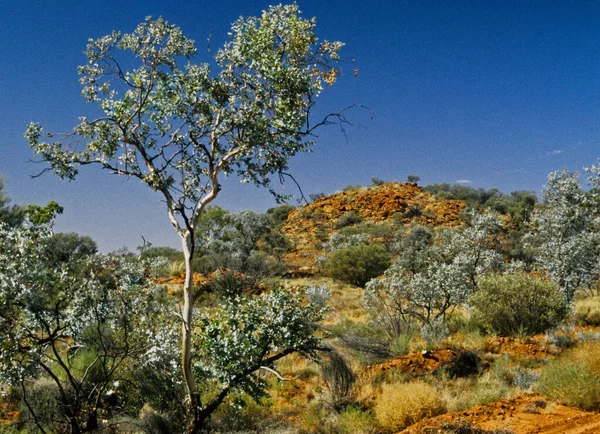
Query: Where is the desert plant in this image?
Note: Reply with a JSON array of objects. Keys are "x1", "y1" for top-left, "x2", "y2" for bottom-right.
[
  {"x1": 319, "y1": 349, "x2": 355, "y2": 411},
  {"x1": 373, "y1": 381, "x2": 446, "y2": 431},
  {"x1": 575, "y1": 296, "x2": 600, "y2": 326},
  {"x1": 326, "y1": 244, "x2": 391, "y2": 287},
  {"x1": 525, "y1": 170, "x2": 600, "y2": 303},
  {"x1": 342, "y1": 184, "x2": 362, "y2": 192},
  {"x1": 336, "y1": 406, "x2": 378, "y2": 434},
  {"x1": 335, "y1": 211, "x2": 363, "y2": 229},
  {"x1": 538, "y1": 358, "x2": 600, "y2": 410},
  {"x1": 471, "y1": 272, "x2": 569, "y2": 336}
]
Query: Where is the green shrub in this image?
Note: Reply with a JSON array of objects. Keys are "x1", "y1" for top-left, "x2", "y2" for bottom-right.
[
  {"x1": 471, "y1": 272, "x2": 568, "y2": 336},
  {"x1": 342, "y1": 184, "x2": 362, "y2": 192},
  {"x1": 538, "y1": 359, "x2": 600, "y2": 410},
  {"x1": 325, "y1": 244, "x2": 391, "y2": 287},
  {"x1": 335, "y1": 211, "x2": 363, "y2": 229}
]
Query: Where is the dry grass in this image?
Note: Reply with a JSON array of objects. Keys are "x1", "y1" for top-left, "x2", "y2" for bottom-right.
[
  {"x1": 336, "y1": 406, "x2": 378, "y2": 434},
  {"x1": 574, "y1": 296, "x2": 600, "y2": 326},
  {"x1": 441, "y1": 372, "x2": 512, "y2": 413},
  {"x1": 373, "y1": 381, "x2": 446, "y2": 431},
  {"x1": 568, "y1": 341, "x2": 600, "y2": 375},
  {"x1": 168, "y1": 260, "x2": 186, "y2": 277}
]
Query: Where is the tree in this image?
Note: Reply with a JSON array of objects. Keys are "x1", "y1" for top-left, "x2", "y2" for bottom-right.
[
  {"x1": 407, "y1": 174, "x2": 420, "y2": 183},
  {"x1": 26, "y1": 6, "x2": 345, "y2": 431},
  {"x1": 0, "y1": 176, "x2": 25, "y2": 227},
  {"x1": 525, "y1": 170, "x2": 599, "y2": 303},
  {"x1": 0, "y1": 219, "x2": 179, "y2": 433},
  {"x1": 364, "y1": 209, "x2": 503, "y2": 337}
]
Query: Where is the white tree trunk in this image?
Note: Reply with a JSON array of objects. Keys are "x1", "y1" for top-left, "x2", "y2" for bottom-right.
[{"x1": 181, "y1": 232, "x2": 201, "y2": 432}]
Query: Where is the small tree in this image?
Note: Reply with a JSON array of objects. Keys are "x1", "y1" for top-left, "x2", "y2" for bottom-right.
[
  {"x1": 26, "y1": 6, "x2": 346, "y2": 431},
  {"x1": 525, "y1": 170, "x2": 600, "y2": 303},
  {"x1": 365, "y1": 209, "x2": 503, "y2": 336},
  {"x1": 407, "y1": 174, "x2": 420, "y2": 183},
  {"x1": 0, "y1": 219, "x2": 179, "y2": 433}
]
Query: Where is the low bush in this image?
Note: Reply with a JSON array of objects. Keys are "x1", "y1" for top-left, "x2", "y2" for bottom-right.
[
  {"x1": 325, "y1": 244, "x2": 391, "y2": 287},
  {"x1": 470, "y1": 272, "x2": 568, "y2": 336},
  {"x1": 335, "y1": 211, "x2": 363, "y2": 229},
  {"x1": 374, "y1": 381, "x2": 446, "y2": 431},
  {"x1": 538, "y1": 358, "x2": 600, "y2": 410}
]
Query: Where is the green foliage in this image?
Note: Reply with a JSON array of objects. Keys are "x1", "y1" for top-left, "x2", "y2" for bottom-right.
[
  {"x1": 525, "y1": 170, "x2": 599, "y2": 303},
  {"x1": 335, "y1": 211, "x2": 363, "y2": 229},
  {"x1": 371, "y1": 177, "x2": 386, "y2": 186},
  {"x1": 392, "y1": 225, "x2": 433, "y2": 273},
  {"x1": 325, "y1": 243, "x2": 391, "y2": 287},
  {"x1": 471, "y1": 272, "x2": 569, "y2": 336},
  {"x1": 342, "y1": 184, "x2": 362, "y2": 192},
  {"x1": 266, "y1": 204, "x2": 296, "y2": 227},
  {"x1": 25, "y1": 201, "x2": 63, "y2": 225},
  {"x1": 0, "y1": 176, "x2": 25, "y2": 227},
  {"x1": 309, "y1": 192, "x2": 326, "y2": 202},
  {"x1": 0, "y1": 221, "x2": 180, "y2": 432},
  {"x1": 365, "y1": 209, "x2": 503, "y2": 337},
  {"x1": 193, "y1": 287, "x2": 327, "y2": 406},
  {"x1": 42, "y1": 231, "x2": 98, "y2": 267},
  {"x1": 407, "y1": 174, "x2": 420, "y2": 183},
  {"x1": 24, "y1": 6, "x2": 346, "y2": 430}
]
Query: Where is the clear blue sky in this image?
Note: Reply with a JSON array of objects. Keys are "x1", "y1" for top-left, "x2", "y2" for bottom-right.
[{"x1": 1, "y1": 0, "x2": 598, "y2": 252}]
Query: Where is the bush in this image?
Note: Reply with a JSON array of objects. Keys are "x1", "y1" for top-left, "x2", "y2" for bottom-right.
[
  {"x1": 325, "y1": 244, "x2": 391, "y2": 287},
  {"x1": 471, "y1": 272, "x2": 568, "y2": 336},
  {"x1": 374, "y1": 381, "x2": 446, "y2": 431},
  {"x1": 538, "y1": 359, "x2": 600, "y2": 410},
  {"x1": 335, "y1": 211, "x2": 363, "y2": 229}
]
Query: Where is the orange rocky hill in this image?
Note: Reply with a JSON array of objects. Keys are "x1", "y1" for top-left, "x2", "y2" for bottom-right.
[{"x1": 280, "y1": 182, "x2": 467, "y2": 275}]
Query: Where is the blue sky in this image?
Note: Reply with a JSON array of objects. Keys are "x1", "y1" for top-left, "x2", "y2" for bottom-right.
[{"x1": 1, "y1": 0, "x2": 598, "y2": 252}]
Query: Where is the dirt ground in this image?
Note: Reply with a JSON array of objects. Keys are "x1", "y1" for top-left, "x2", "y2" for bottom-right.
[{"x1": 402, "y1": 392, "x2": 600, "y2": 434}]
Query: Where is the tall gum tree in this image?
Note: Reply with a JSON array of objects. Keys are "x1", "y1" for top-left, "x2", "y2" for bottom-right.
[{"x1": 26, "y1": 5, "x2": 347, "y2": 431}]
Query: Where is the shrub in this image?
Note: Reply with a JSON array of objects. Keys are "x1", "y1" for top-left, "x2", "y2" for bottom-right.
[
  {"x1": 342, "y1": 184, "x2": 362, "y2": 192},
  {"x1": 575, "y1": 296, "x2": 600, "y2": 326},
  {"x1": 374, "y1": 381, "x2": 446, "y2": 431},
  {"x1": 326, "y1": 244, "x2": 391, "y2": 287},
  {"x1": 471, "y1": 272, "x2": 568, "y2": 336},
  {"x1": 538, "y1": 359, "x2": 600, "y2": 410},
  {"x1": 335, "y1": 211, "x2": 363, "y2": 229}
]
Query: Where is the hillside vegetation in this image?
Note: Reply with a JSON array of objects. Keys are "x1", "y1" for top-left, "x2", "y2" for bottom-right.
[{"x1": 4, "y1": 173, "x2": 600, "y2": 433}]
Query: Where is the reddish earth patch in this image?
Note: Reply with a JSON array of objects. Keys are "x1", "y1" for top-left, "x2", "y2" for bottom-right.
[
  {"x1": 364, "y1": 349, "x2": 484, "y2": 378},
  {"x1": 484, "y1": 337, "x2": 553, "y2": 360},
  {"x1": 402, "y1": 393, "x2": 600, "y2": 434},
  {"x1": 0, "y1": 397, "x2": 19, "y2": 426}
]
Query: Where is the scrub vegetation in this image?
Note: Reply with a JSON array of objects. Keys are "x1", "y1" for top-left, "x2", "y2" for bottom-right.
[{"x1": 4, "y1": 4, "x2": 600, "y2": 434}]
